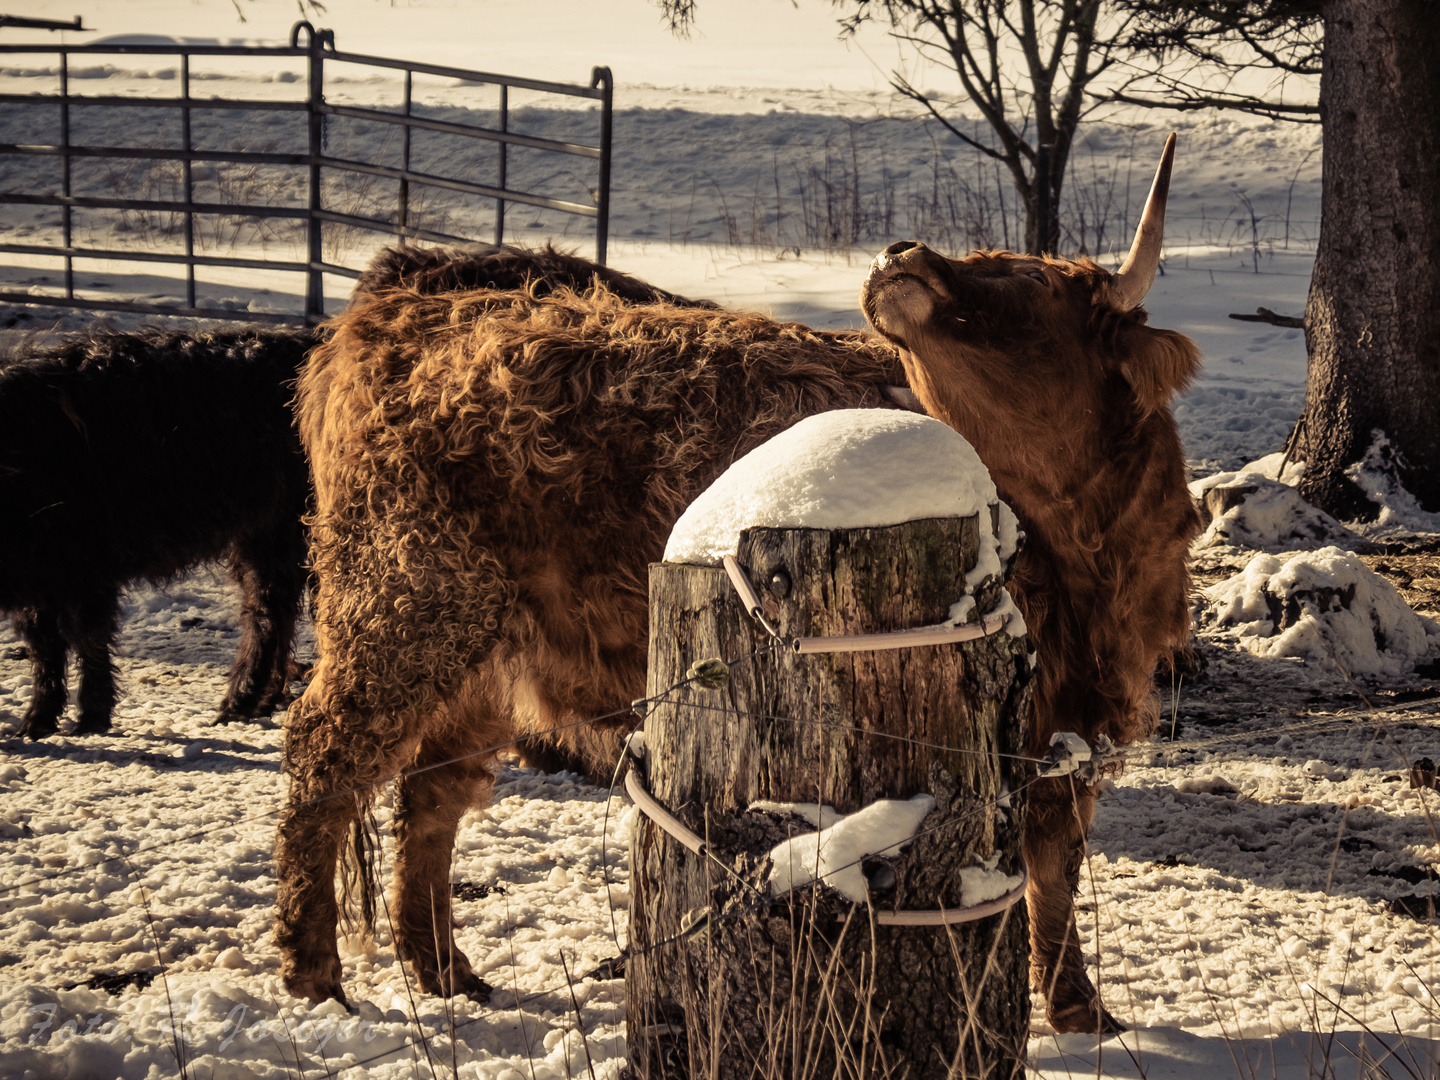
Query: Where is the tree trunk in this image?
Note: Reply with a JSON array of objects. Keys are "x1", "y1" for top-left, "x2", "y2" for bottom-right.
[
  {"x1": 1017, "y1": 142, "x2": 1066, "y2": 256},
  {"x1": 1027, "y1": 140, "x2": 1062, "y2": 255},
  {"x1": 1295, "y1": 0, "x2": 1440, "y2": 519},
  {"x1": 626, "y1": 517, "x2": 1032, "y2": 1080}
]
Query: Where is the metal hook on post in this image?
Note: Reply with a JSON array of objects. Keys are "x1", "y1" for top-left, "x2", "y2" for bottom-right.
[{"x1": 289, "y1": 21, "x2": 335, "y2": 50}]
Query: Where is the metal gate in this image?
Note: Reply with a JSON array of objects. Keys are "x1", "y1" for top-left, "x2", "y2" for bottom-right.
[{"x1": 0, "y1": 21, "x2": 613, "y2": 324}]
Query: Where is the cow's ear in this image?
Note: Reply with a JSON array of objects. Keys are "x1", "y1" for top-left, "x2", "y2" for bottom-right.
[{"x1": 1116, "y1": 325, "x2": 1200, "y2": 414}]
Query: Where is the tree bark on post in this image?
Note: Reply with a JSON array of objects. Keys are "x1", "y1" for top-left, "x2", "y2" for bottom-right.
[
  {"x1": 626, "y1": 515, "x2": 1032, "y2": 1080},
  {"x1": 1294, "y1": 0, "x2": 1440, "y2": 519}
]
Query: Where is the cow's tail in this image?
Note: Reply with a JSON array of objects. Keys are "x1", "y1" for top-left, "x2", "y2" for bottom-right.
[{"x1": 338, "y1": 791, "x2": 378, "y2": 940}]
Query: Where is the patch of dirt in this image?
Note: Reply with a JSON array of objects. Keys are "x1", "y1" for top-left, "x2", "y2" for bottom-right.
[
  {"x1": 1359, "y1": 542, "x2": 1440, "y2": 618},
  {"x1": 451, "y1": 879, "x2": 506, "y2": 902},
  {"x1": 61, "y1": 969, "x2": 158, "y2": 995}
]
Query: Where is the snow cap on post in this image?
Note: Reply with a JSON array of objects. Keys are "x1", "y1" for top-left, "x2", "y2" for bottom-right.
[{"x1": 663, "y1": 409, "x2": 1017, "y2": 571}]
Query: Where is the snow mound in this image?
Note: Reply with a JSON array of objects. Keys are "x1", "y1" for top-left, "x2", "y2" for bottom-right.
[
  {"x1": 1200, "y1": 546, "x2": 1440, "y2": 679},
  {"x1": 1236, "y1": 451, "x2": 1306, "y2": 485},
  {"x1": 664, "y1": 409, "x2": 1017, "y2": 567},
  {"x1": 1190, "y1": 470, "x2": 1355, "y2": 551},
  {"x1": 1345, "y1": 431, "x2": 1440, "y2": 535},
  {"x1": 761, "y1": 795, "x2": 935, "y2": 902}
]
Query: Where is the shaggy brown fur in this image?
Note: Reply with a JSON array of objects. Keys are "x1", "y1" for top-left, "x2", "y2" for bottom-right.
[
  {"x1": 350, "y1": 242, "x2": 718, "y2": 309},
  {"x1": 861, "y1": 241, "x2": 1201, "y2": 1034},
  {"x1": 346, "y1": 245, "x2": 719, "y2": 777},
  {"x1": 277, "y1": 284, "x2": 906, "y2": 1005}
]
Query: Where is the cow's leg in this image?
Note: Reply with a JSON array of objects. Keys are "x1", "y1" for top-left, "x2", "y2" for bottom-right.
[
  {"x1": 275, "y1": 521, "x2": 517, "y2": 1005},
  {"x1": 1025, "y1": 776, "x2": 1124, "y2": 1034},
  {"x1": 70, "y1": 591, "x2": 121, "y2": 736},
  {"x1": 274, "y1": 663, "x2": 422, "y2": 1006},
  {"x1": 217, "y1": 533, "x2": 305, "y2": 723},
  {"x1": 14, "y1": 607, "x2": 67, "y2": 739},
  {"x1": 390, "y1": 683, "x2": 504, "y2": 1000}
]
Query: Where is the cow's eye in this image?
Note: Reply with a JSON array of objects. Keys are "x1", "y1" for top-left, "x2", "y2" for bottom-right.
[{"x1": 1025, "y1": 269, "x2": 1047, "y2": 283}]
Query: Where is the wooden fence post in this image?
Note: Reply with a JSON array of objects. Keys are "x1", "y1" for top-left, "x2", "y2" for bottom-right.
[{"x1": 626, "y1": 513, "x2": 1033, "y2": 1080}]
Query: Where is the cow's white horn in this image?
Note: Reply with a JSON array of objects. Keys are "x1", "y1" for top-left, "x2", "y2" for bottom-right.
[{"x1": 1111, "y1": 133, "x2": 1176, "y2": 311}]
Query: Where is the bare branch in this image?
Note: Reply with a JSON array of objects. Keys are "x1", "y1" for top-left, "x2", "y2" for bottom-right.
[
  {"x1": 655, "y1": 0, "x2": 698, "y2": 36},
  {"x1": 1237, "y1": 21, "x2": 1319, "y2": 75},
  {"x1": 1229, "y1": 307, "x2": 1306, "y2": 329},
  {"x1": 1103, "y1": 87, "x2": 1320, "y2": 122},
  {"x1": 890, "y1": 74, "x2": 1008, "y2": 161}
]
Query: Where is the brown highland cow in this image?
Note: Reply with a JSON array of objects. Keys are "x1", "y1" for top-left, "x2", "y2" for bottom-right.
[
  {"x1": 279, "y1": 286, "x2": 907, "y2": 1005},
  {"x1": 860, "y1": 134, "x2": 1198, "y2": 1032},
  {"x1": 277, "y1": 135, "x2": 1197, "y2": 1036}
]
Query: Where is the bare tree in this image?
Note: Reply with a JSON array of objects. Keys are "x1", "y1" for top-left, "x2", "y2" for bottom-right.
[
  {"x1": 849, "y1": 1, "x2": 1145, "y2": 254},
  {"x1": 659, "y1": 1, "x2": 1153, "y2": 255}
]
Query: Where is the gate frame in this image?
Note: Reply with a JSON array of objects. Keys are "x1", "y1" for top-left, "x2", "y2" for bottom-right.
[{"x1": 0, "y1": 21, "x2": 613, "y2": 324}]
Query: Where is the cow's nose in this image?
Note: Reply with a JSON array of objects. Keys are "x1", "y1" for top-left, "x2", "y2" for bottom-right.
[{"x1": 883, "y1": 240, "x2": 920, "y2": 256}]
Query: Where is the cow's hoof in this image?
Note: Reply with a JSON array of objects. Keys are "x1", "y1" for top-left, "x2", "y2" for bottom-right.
[
  {"x1": 411, "y1": 960, "x2": 493, "y2": 1002},
  {"x1": 72, "y1": 715, "x2": 112, "y2": 736},
  {"x1": 285, "y1": 976, "x2": 350, "y2": 1009},
  {"x1": 257, "y1": 689, "x2": 295, "y2": 714},
  {"x1": 18, "y1": 715, "x2": 59, "y2": 740},
  {"x1": 1048, "y1": 997, "x2": 1126, "y2": 1035},
  {"x1": 461, "y1": 974, "x2": 494, "y2": 1004}
]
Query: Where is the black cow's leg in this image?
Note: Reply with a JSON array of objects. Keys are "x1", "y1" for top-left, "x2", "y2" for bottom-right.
[
  {"x1": 218, "y1": 533, "x2": 305, "y2": 723},
  {"x1": 71, "y1": 591, "x2": 121, "y2": 736},
  {"x1": 14, "y1": 608, "x2": 67, "y2": 739}
]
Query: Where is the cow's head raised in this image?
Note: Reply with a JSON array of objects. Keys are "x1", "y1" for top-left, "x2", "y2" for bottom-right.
[{"x1": 860, "y1": 135, "x2": 1198, "y2": 488}]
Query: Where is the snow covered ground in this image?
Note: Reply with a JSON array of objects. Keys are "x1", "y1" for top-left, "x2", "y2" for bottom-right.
[{"x1": 4, "y1": 2, "x2": 1440, "y2": 1079}]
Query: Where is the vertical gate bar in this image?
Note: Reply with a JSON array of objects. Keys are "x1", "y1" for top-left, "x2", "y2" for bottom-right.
[
  {"x1": 305, "y1": 30, "x2": 325, "y2": 323},
  {"x1": 59, "y1": 50, "x2": 72, "y2": 298},
  {"x1": 591, "y1": 66, "x2": 612, "y2": 266},
  {"x1": 181, "y1": 53, "x2": 196, "y2": 310},
  {"x1": 494, "y1": 83, "x2": 507, "y2": 247},
  {"x1": 399, "y1": 69, "x2": 412, "y2": 235}
]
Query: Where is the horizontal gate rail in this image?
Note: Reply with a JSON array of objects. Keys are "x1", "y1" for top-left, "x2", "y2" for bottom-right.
[
  {"x1": 0, "y1": 43, "x2": 307, "y2": 58},
  {"x1": 313, "y1": 156, "x2": 600, "y2": 216},
  {"x1": 0, "y1": 241, "x2": 310, "y2": 272},
  {"x1": 0, "y1": 21, "x2": 613, "y2": 325},
  {"x1": 311, "y1": 208, "x2": 475, "y2": 252},
  {"x1": 316, "y1": 47, "x2": 605, "y2": 99},
  {"x1": 0, "y1": 192, "x2": 308, "y2": 217},
  {"x1": 0, "y1": 290, "x2": 298, "y2": 323},
  {"x1": 320, "y1": 103, "x2": 603, "y2": 159},
  {"x1": 0, "y1": 94, "x2": 311, "y2": 113},
  {"x1": 0, "y1": 143, "x2": 314, "y2": 166}
]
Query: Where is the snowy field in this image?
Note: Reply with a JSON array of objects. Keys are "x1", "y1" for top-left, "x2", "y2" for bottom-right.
[{"x1": 3, "y1": 2, "x2": 1440, "y2": 1079}]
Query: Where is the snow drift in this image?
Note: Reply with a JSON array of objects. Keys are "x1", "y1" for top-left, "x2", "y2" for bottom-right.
[{"x1": 1199, "y1": 546, "x2": 1440, "y2": 678}]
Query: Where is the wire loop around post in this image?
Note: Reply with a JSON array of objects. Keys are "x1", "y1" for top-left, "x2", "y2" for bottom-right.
[
  {"x1": 624, "y1": 753, "x2": 1027, "y2": 928},
  {"x1": 721, "y1": 553, "x2": 1009, "y2": 653}
]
